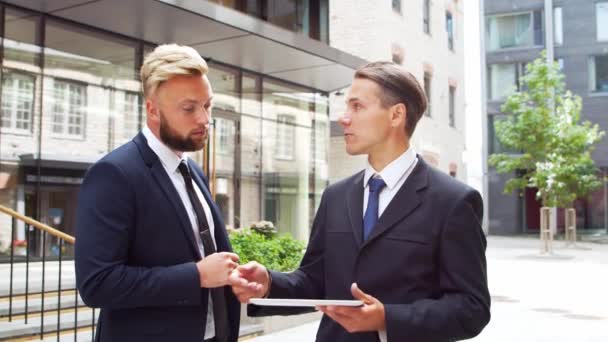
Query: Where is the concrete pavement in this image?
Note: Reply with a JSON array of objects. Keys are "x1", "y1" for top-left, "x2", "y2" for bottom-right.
[{"x1": 249, "y1": 236, "x2": 608, "y2": 341}]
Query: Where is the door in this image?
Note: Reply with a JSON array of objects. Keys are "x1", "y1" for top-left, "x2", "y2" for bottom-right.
[{"x1": 25, "y1": 186, "x2": 78, "y2": 258}]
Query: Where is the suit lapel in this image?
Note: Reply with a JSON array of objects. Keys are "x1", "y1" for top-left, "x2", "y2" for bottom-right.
[
  {"x1": 362, "y1": 157, "x2": 429, "y2": 248},
  {"x1": 188, "y1": 160, "x2": 232, "y2": 253},
  {"x1": 133, "y1": 133, "x2": 201, "y2": 259},
  {"x1": 346, "y1": 171, "x2": 365, "y2": 249}
]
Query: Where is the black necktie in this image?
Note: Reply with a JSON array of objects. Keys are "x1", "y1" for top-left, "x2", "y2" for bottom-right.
[{"x1": 178, "y1": 161, "x2": 229, "y2": 342}]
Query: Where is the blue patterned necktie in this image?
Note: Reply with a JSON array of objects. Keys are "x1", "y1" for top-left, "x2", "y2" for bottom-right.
[{"x1": 363, "y1": 177, "x2": 387, "y2": 240}]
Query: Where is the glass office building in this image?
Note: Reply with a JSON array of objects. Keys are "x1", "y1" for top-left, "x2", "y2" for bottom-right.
[{"x1": 0, "y1": 0, "x2": 364, "y2": 259}]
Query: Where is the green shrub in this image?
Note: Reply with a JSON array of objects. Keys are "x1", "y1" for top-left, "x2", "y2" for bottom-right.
[{"x1": 229, "y1": 227, "x2": 305, "y2": 272}]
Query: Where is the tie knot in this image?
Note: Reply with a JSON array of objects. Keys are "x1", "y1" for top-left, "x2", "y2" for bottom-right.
[
  {"x1": 368, "y1": 177, "x2": 386, "y2": 193},
  {"x1": 177, "y1": 161, "x2": 190, "y2": 179}
]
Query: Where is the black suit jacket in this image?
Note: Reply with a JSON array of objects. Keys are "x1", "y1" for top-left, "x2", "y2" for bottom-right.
[
  {"x1": 75, "y1": 133, "x2": 240, "y2": 342},
  {"x1": 250, "y1": 157, "x2": 490, "y2": 342}
]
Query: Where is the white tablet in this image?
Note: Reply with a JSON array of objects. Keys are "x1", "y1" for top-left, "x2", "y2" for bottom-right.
[{"x1": 249, "y1": 298, "x2": 363, "y2": 307}]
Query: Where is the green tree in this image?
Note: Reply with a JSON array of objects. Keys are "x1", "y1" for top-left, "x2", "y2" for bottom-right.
[{"x1": 489, "y1": 52, "x2": 604, "y2": 208}]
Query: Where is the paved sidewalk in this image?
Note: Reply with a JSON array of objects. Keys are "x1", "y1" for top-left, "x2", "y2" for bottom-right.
[{"x1": 250, "y1": 236, "x2": 608, "y2": 341}]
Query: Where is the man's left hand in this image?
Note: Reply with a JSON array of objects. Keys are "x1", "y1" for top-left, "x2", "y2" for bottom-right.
[{"x1": 317, "y1": 283, "x2": 386, "y2": 333}]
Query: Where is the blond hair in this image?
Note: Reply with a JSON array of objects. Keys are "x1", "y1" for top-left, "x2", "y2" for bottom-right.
[{"x1": 140, "y1": 44, "x2": 209, "y2": 98}]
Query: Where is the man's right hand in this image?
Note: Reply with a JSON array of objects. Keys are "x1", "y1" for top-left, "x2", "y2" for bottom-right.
[
  {"x1": 196, "y1": 252, "x2": 240, "y2": 288},
  {"x1": 229, "y1": 261, "x2": 270, "y2": 303}
]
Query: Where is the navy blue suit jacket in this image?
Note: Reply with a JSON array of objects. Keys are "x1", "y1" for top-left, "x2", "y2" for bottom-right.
[
  {"x1": 75, "y1": 133, "x2": 240, "y2": 342},
  {"x1": 250, "y1": 158, "x2": 490, "y2": 342}
]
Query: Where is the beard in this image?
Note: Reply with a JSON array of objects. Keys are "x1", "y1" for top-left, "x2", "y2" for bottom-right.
[{"x1": 159, "y1": 111, "x2": 207, "y2": 152}]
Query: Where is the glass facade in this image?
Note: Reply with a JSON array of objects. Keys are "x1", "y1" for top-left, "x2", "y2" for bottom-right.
[
  {"x1": 0, "y1": 4, "x2": 329, "y2": 259},
  {"x1": 597, "y1": 2, "x2": 608, "y2": 41},
  {"x1": 589, "y1": 55, "x2": 608, "y2": 93},
  {"x1": 208, "y1": 0, "x2": 329, "y2": 43},
  {"x1": 486, "y1": 11, "x2": 544, "y2": 51}
]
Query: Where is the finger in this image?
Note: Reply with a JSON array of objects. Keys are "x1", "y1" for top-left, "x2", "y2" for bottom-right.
[
  {"x1": 236, "y1": 294, "x2": 250, "y2": 303},
  {"x1": 322, "y1": 307, "x2": 351, "y2": 328},
  {"x1": 223, "y1": 252, "x2": 240, "y2": 262},
  {"x1": 247, "y1": 282, "x2": 262, "y2": 291},
  {"x1": 227, "y1": 260, "x2": 238, "y2": 270},
  {"x1": 351, "y1": 283, "x2": 375, "y2": 305},
  {"x1": 228, "y1": 273, "x2": 248, "y2": 287},
  {"x1": 236, "y1": 261, "x2": 258, "y2": 274},
  {"x1": 331, "y1": 306, "x2": 360, "y2": 317}
]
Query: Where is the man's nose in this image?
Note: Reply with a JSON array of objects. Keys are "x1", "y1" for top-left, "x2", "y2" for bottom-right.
[
  {"x1": 338, "y1": 114, "x2": 351, "y2": 127},
  {"x1": 196, "y1": 107, "x2": 210, "y2": 125}
]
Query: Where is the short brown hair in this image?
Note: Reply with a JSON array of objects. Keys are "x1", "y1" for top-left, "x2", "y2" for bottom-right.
[{"x1": 354, "y1": 61, "x2": 427, "y2": 137}]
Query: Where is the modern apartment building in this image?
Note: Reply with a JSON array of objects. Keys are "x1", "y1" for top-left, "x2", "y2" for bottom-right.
[{"x1": 484, "y1": 0, "x2": 608, "y2": 234}]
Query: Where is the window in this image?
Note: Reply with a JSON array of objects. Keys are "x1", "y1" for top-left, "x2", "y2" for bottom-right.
[
  {"x1": 275, "y1": 114, "x2": 295, "y2": 159},
  {"x1": 52, "y1": 80, "x2": 86, "y2": 137},
  {"x1": 312, "y1": 121, "x2": 327, "y2": 161},
  {"x1": 487, "y1": 63, "x2": 526, "y2": 101},
  {"x1": 423, "y1": 72, "x2": 432, "y2": 117},
  {"x1": 597, "y1": 2, "x2": 608, "y2": 41},
  {"x1": 210, "y1": 0, "x2": 329, "y2": 42},
  {"x1": 554, "y1": 7, "x2": 563, "y2": 45},
  {"x1": 446, "y1": 12, "x2": 454, "y2": 50},
  {"x1": 123, "y1": 92, "x2": 139, "y2": 140},
  {"x1": 589, "y1": 55, "x2": 608, "y2": 93},
  {"x1": 557, "y1": 58, "x2": 564, "y2": 71},
  {"x1": 216, "y1": 118, "x2": 235, "y2": 155},
  {"x1": 449, "y1": 86, "x2": 456, "y2": 127},
  {"x1": 392, "y1": 0, "x2": 401, "y2": 13},
  {"x1": 1, "y1": 71, "x2": 35, "y2": 132},
  {"x1": 423, "y1": 0, "x2": 431, "y2": 34},
  {"x1": 489, "y1": 115, "x2": 520, "y2": 154},
  {"x1": 486, "y1": 11, "x2": 543, "y2": 51},
  {"x1": 392, "y1": 43, "x2": 404, "y2": 65}
]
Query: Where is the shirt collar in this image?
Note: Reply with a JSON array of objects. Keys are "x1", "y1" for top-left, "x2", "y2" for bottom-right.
[
  {"x1": 364, "y1": 147, "x2": 417, "y2": 190},
  {"x1": 142, "y1": 125, "x2": 188, "y2": 173}
]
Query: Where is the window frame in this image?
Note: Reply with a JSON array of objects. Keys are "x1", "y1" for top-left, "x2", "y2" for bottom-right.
[
  {"x1": 449, "y1": 85, "x2": 456, "y2": 128},
  {"x1": 274, "y1": 114, "x2": 296, "y2": 160},
  {"x1": 597, "y1": 1, "x2": 608, "y2": 42},
  {"x1": 1, "y1": 70, "x2": 36, "y2": 135},
  {"x1": 589, "y1": 54, "x2": 608, "y2": 94},
  {"x1": 423, "y1": 0, "x2": 431, "y2": 34},
  {"x1": 51, "y1": 78, "x2": 87, "y2": 140},
  {"x1": 423, "y1": 72, "x2": 432, "y2": 117},
  {"x1": 446, "y1": 11, "x2": 454, "y2": 51},
  {"x1": 122, "y1": 91, "x2": 140, "y2": 140},
  {"x1": 487, "y1": 62, "x2": 527, "y2": 101},
  {"x1": 392, "y1": 0, "x2": 402, "y2": 14},
  {"x1": 485, "y1": 11, "x2": 544, "y2": 51}
]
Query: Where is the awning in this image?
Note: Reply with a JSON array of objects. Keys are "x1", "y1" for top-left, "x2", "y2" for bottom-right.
[
  {"x1": 18, "y1": 153, "x2": 98, "y2": 170},
  {"x1": 7, "y1": 0, "x2": 367, "y2": 92}
]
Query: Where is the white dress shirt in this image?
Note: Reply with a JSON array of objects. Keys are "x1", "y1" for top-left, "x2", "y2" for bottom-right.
[
  {"x1": 142, "y1": 126, "x2": 217, "y2": 339},
  {"x1": 362, "y1": 146, "x2": 418, "y2": 342}
]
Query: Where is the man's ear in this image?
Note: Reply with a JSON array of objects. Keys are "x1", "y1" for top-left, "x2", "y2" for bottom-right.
[
  {"x1": 146, "y1": 98, "x2": 159, "y2": 120},
  {"x1": 391, "y1": 103, "x2": 407, "y2": 128}
]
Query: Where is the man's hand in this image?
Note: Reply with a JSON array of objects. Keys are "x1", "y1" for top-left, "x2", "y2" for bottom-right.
[
  {"x1": 229, "y1": 261, "x2": 270, "y2": 303},
  {"x1": 196, "y1": 252, "x2": 240, "y2": 288},
  {"x1": 317, "y1": 283, "x2": 386, "y2": 333}
]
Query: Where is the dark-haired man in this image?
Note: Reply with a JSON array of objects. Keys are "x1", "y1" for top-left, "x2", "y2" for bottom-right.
[{"x1": 231, "y1": 61, "x2": 490, "y2": 342}]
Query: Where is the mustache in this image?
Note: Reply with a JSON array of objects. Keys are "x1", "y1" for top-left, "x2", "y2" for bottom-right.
[{"x1": 190, "y1": 125, "x2": 209, "y2": 134}]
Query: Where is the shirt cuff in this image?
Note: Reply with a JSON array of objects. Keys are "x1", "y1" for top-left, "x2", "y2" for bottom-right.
[{"x1": 378, "y1": 329, "x2": 387, "y2": 342}]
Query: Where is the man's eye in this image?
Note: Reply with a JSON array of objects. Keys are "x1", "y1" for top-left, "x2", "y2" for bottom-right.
[{"x1": 182, "y1": 106, "x2": 195, "y2": 112}]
